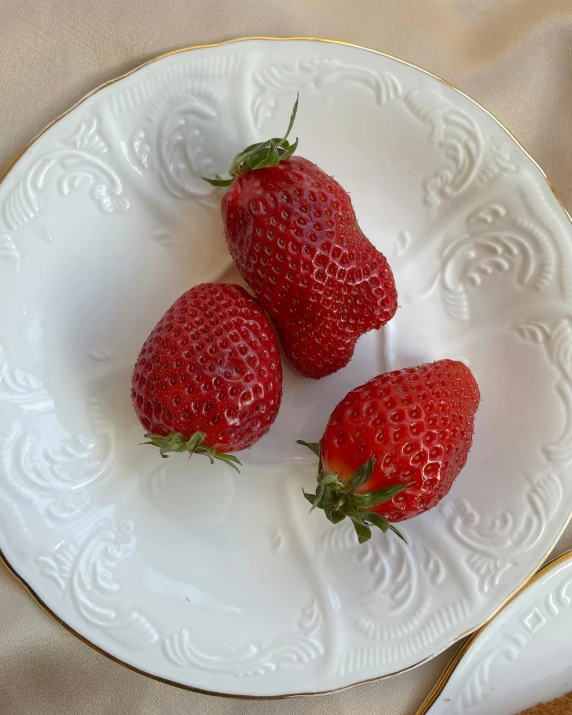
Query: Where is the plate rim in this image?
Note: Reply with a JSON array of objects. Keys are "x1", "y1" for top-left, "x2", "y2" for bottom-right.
[
  {"x1": 1, "y1": 35, "x2": 572, "y2": 699},
  {"x1": 414, "y1": 548, "x2": 572, "y2": 715}
]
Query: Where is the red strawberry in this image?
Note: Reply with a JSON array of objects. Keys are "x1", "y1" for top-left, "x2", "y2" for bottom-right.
[
  {"x1": 131, "y1": 283, "x2": 282, "y2": 467},
  {"x1": 206, "y1": 98, "x2": 397, "y2": 379},
  {"x1": 298, "y1": 360, "x2": 480, "y2": 542}
]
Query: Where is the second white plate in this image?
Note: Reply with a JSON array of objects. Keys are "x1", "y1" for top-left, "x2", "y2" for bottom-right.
[{"x1": 418, "y1": 550, "x2": 572, "y2": 714}]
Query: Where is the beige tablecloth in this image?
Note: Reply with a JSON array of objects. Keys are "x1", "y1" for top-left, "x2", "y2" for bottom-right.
[{"x1": 2, "y1": 1, "x2": 572, "y2": 713}]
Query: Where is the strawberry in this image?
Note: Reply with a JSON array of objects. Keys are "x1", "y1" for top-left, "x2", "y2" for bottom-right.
[
  {"x1": 131, "y1": 283, "x2": 282, "y2": 467},
  {"x1": 298, "y1": 360, "x2": 480, "y2": 542},
  {"x1": 205, "y1": 98, "x2": 397, "y2": 379}
]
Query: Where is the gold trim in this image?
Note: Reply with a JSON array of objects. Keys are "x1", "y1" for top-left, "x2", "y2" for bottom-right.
[
  {"x1": 1, "y1": 36, "x2": 571, "y2": 699},
  {"x1": 415, "y1": 549, "x2": 572, "y2": 715}
]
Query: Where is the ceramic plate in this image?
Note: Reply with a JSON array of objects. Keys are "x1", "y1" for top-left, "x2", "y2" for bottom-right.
[
  {"x1": 418, "y1": 550, "x2": 572, "y2": 714},
  {"x1": 1, "y1": 38, "x2": 572, "y2": 698}
]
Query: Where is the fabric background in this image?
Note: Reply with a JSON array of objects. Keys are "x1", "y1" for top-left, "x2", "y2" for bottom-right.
[{"x1": 2, "y1": 1, "x2": 572, "y2": 713}]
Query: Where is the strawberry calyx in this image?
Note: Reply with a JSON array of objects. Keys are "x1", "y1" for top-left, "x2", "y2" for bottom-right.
[
  {"x1": 203, "y1": 95, "x2": 299, "y2": 187},
  {"x1": 296, "y1": 440, "x2": 411, "y2": 544},
  {"x1": 141, "y1": 431, "x2": 242, "y2": 472}
]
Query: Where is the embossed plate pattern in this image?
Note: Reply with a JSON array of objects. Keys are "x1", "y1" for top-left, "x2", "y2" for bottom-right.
[
  {"x1": 418, "y1": 550, "x2": 572, "y2": 714},
  {"x1": 1, "y1": 38, "x2": 572, "y2": 697}
]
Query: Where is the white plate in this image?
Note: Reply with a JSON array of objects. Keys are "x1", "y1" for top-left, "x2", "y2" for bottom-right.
[
  {"x1": 418, "y1": 550, "x2": 572, "y2": 715},
  {"x1": 1, "y1": 37, "x2": 572, "y2": 698}
]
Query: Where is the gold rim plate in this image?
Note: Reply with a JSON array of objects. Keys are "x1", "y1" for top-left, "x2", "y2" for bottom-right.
[
  {"x1": 1, "y1": 36, "x2": 571, "y2": 700},
  {"x1": 415, "y1": 548, "x2": 572, "y2": 714}
]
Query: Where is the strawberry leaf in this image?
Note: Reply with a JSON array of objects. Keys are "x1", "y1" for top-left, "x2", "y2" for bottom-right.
[
  {"x1": 202, "y1": 175, "x2": 234, "y2": 187},
  {"x1": 313, "y1": 472, "x2": 341, "y2": 509},
  {"x1": 296, "y1": 440, "x2": 321, "y2": 459},
  {"x1": 202, "y1": 95, "x2": 299, "y2": 186},
  {"x1": 297, "y1": 439, "x2": 323, "y2": 472},
  {"x1": 277, "y1": 137, "x2": 298, "y2": 162},
  {"x1": 343, "y1": 457, "x2": 376, "y2": 493},
  {"x1": 186, "y1": 432, "x2": 206, "y2": 452},
  {"x1": 141, "y1": 431, "x2": 241, "y2": 472},
  {"x1": 388, "y1": 524, "x2": 408, "y2": 543},
  {"x1": 283, "y1": 94, "x2": 299, "y2": 139},
  {"x1": 198, "y1": 445, "x2": 242, "y2": 472},
  {"x1": 351, "y1": 519, "x2": 372, "y2": 544},
  {"x1": 329, "y1": 510, "x2": 346, "y2": 525},
  {"x1": 303, "y1": 490, "x2": 317, "y2": 506},
  {"x1": 354, "y1": 482, "x2": 412, "y2": 508},
  {"x1": 360, "y1": 511, "x2": 390, "y2": 533},
  {"x1": 296, "y1": 440, "x2": 407, "y2": 546}
]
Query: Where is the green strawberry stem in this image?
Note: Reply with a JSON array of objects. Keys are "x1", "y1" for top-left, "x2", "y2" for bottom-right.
[
  {"x1": 296, "y1": 440, "x2": 411, "y2": 544},
  {"x1": 203, "y1": 95, "x2": 299, "y2": 187},
  {"x1": 141, "y1": 431, "x2": 241, "y2": 472}
]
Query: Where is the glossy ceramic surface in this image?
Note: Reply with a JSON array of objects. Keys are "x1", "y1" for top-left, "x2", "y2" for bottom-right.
[
  {"x1": 1, "y1": 38, "x2": 572, "y2": 696},
  {"x1": 420, "y1": 551, "x2": 572, "y2": 714}
]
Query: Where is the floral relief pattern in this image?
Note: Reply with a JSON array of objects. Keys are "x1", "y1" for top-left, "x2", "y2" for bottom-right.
[
  {"x1": 0, "y1": 344, "x2": 159, "y2": 651},
  {"x1": 0, "y1": 234, "x2": 20, "y2": 271},
  {"x1": 439, "y1": 315, "x2": 572, "y2": 597},
  {"x1": 124, "y1": 87, "x2": 220, "y2": 200},
  {"x1": 403, "y1": 88, "x2": 517, "y2": 206},
  {"x1": 449, "y1": 571, "x2": 572, "y2": 714},
  {"x1": 403, "y1": 197, "x2": 564, "y2": 321},
  {"x1": 319, "y1": 521, "x2": 470, "y2": 674},
  {"x1": 115, "y1": 55, "x2": 244, "y2": 200},
  {"x1": 439, "y1": 201, "x2": 558, "y2": 321},
  {"x1": 251, "y1": 58, "x2": 401, "y2": 130},
  {"x1": 515, "y1": 319, "x2": 572, "y2": 465},
  {"x1": 109, "y1": 53, "x2": 243, "y2": 115},
  {"x1": 2, "y1": 118, "x2": 129, "y2": 233},
  {"x1": 0, "y1": 346, "x2": 51, "y2": 411},
  {"x1": 37, "y1": 518, "x2": 159, "y2": 650},
  {"x1": 163, "y1": 598, "x2": 324, "y2": 675},
  {"x1": 442, "y1": 471, "x2": 562, "y2": 596},
  {"x1": 0, "y1": 394, "x2": 115, "y2": 526}
]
